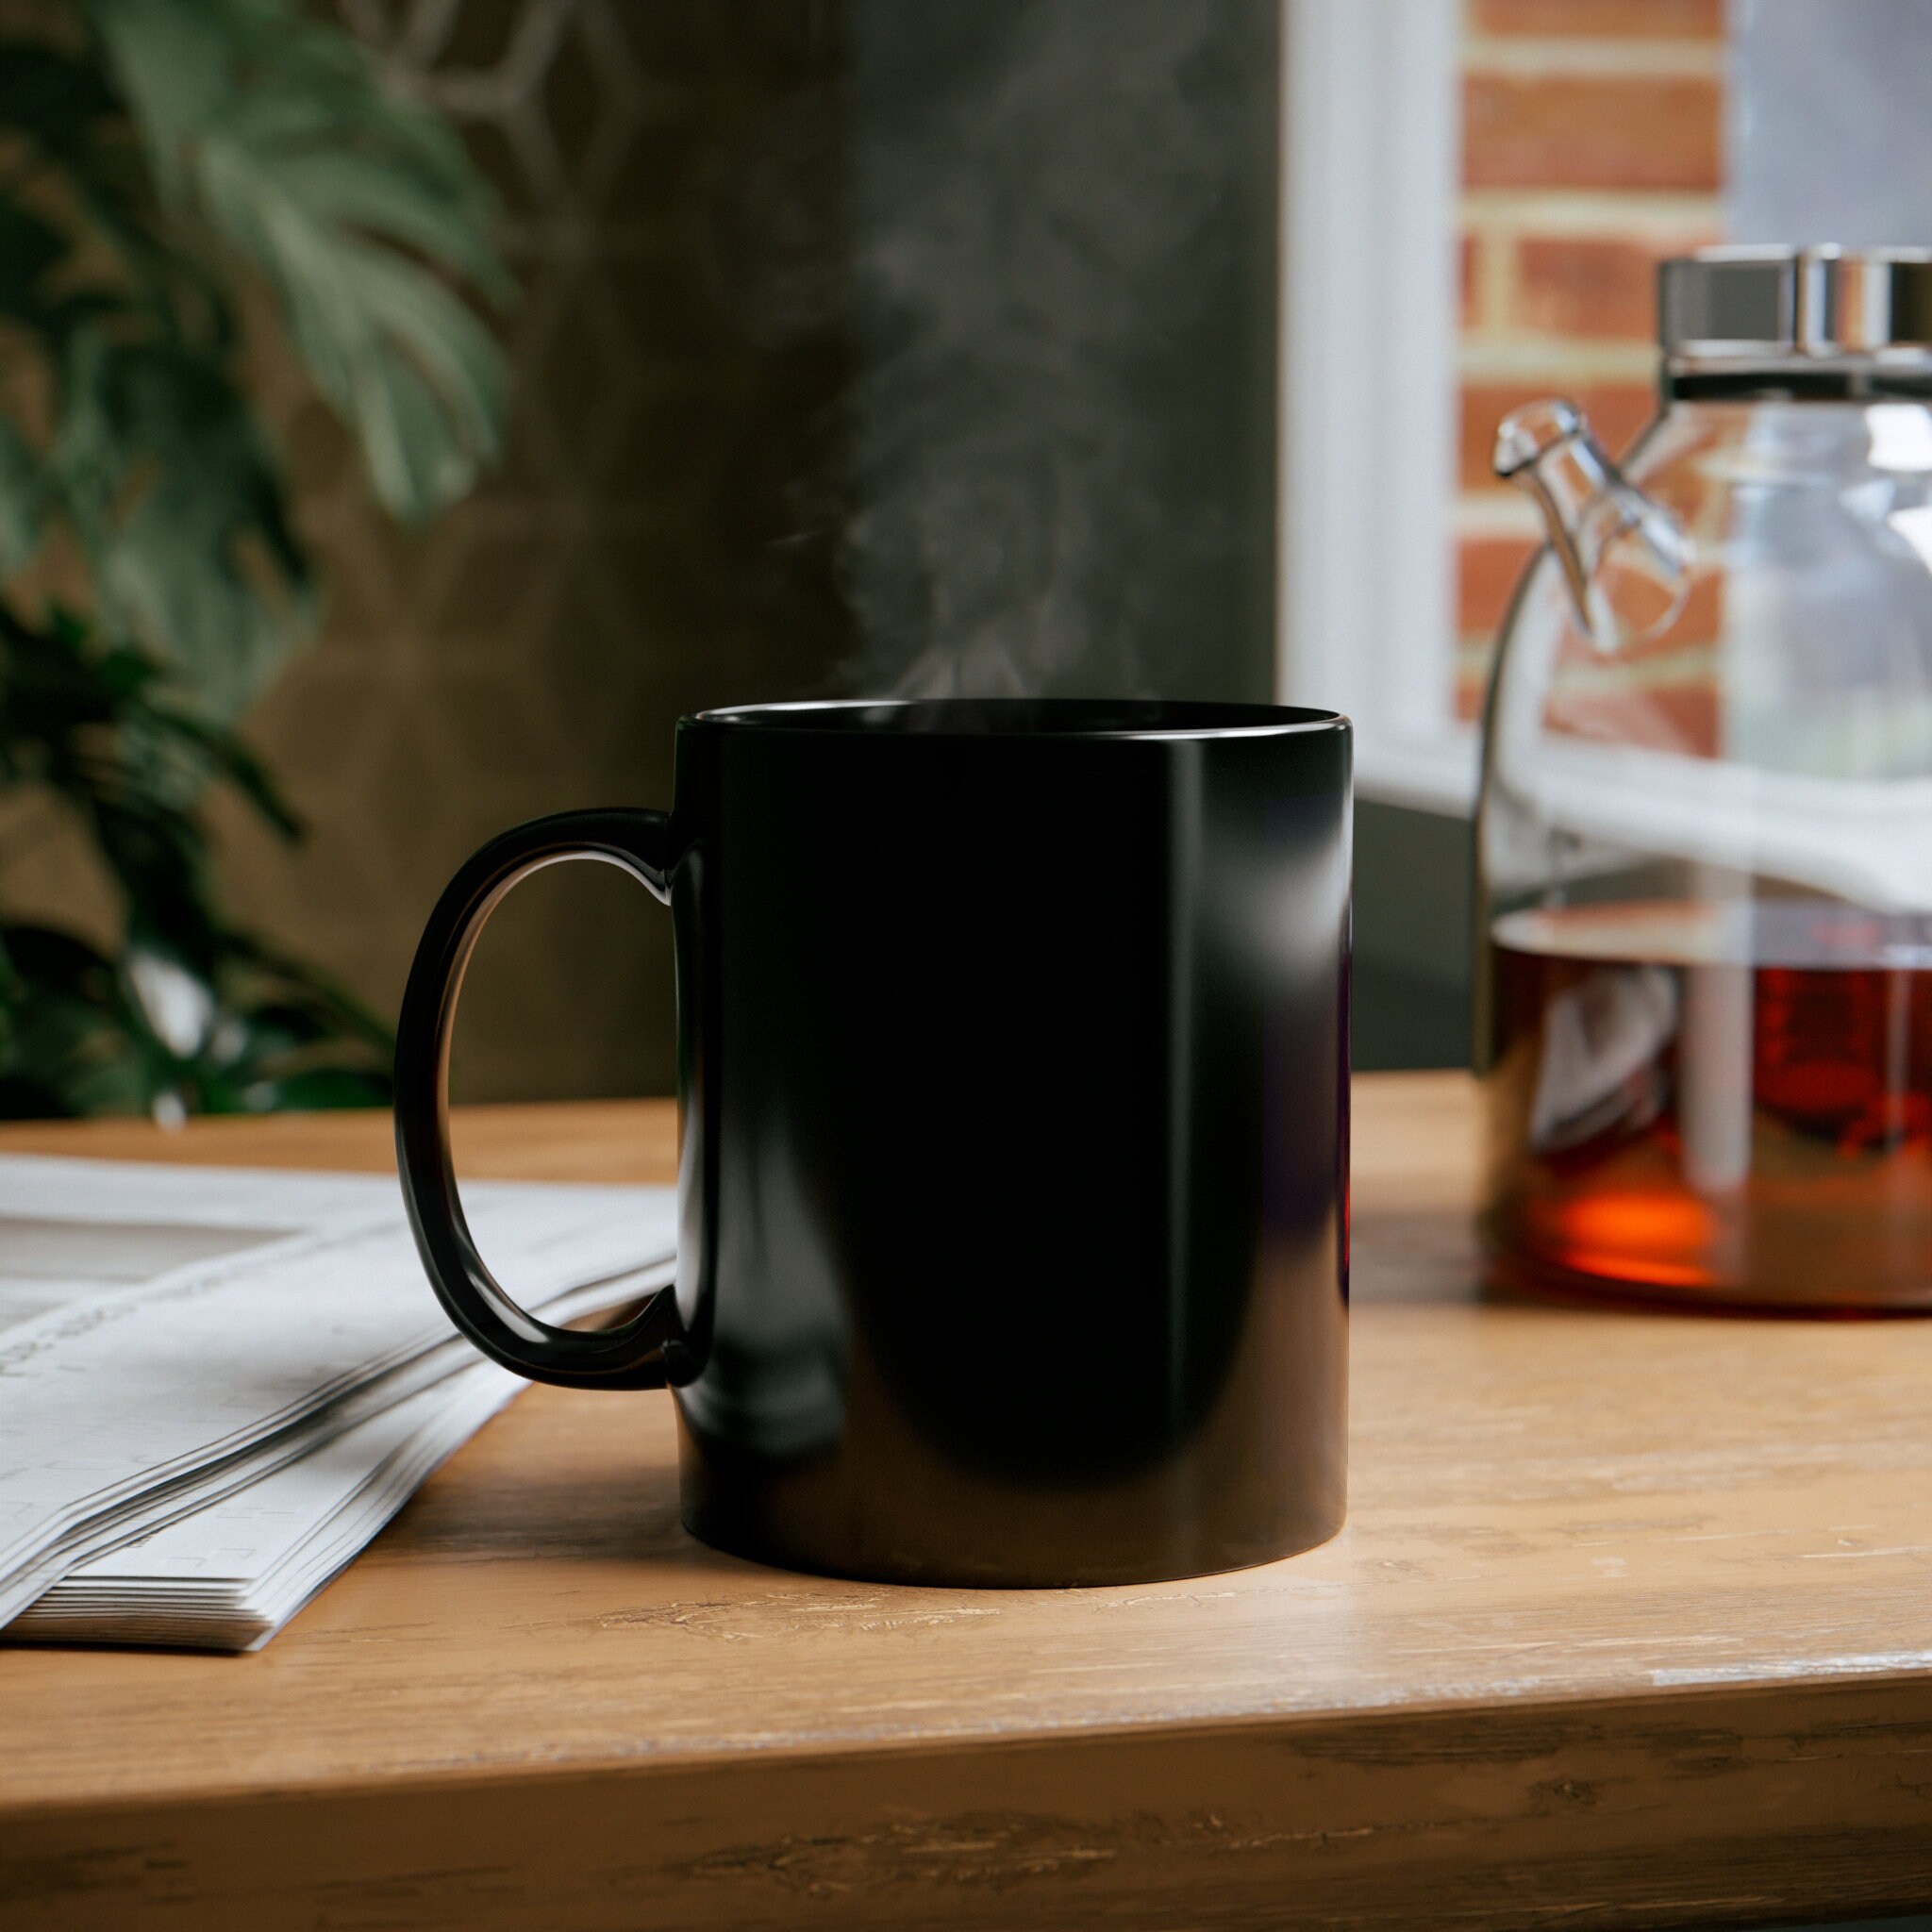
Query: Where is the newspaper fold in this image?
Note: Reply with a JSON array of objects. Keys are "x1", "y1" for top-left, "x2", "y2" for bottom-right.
[{"x1": 0, "y1": 1155, "x2": 675, "y2": 1650}]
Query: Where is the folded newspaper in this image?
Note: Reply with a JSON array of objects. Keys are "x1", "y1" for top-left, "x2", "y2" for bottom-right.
[{"x1": 0, "y1": 1155, "x2": 675, "y2": 1652}]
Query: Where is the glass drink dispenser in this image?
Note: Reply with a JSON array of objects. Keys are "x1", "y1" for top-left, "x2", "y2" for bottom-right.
[{"x1": 1478, "y1": 247, "x2": 1932, "y2": 1310}]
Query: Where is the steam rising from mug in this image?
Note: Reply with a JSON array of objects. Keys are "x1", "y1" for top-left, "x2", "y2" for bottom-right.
[{"x1": 813, "y1": 1, "x2": 1277, "y2": 699}]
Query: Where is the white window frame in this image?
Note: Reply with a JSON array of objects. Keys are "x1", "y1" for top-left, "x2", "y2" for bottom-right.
[{"x1": 1276, "y1": 0, "x2": 1475, "y2": 816}]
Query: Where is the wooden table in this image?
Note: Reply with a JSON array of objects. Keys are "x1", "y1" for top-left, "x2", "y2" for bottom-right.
[{"x1": 3, "y1": 1073, "x2": 1931, "y2": 1930}]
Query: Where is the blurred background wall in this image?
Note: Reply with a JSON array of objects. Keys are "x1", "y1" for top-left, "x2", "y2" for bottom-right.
[
  {"x1": 211, "y1": 0, "x2": 1281, "y2": 1103},
  {"x1": 0, "y1": 0, "x2": 1804, "y2": 1103}
]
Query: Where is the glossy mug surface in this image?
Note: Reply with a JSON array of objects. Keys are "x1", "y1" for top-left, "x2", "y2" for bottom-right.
[{"x1": 395, "y1": 699, "x2": 1352, "y2": 1587}]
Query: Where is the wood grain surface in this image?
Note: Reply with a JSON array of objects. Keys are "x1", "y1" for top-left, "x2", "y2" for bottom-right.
[{"x1": 4, "y1": 1074, "x2": 1932, "y2": 1930}]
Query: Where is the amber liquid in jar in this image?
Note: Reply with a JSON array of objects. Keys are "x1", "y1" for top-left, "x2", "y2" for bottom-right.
[{"x1": 1483, "y1": 900, "x2": 1932, "y2": 1310}]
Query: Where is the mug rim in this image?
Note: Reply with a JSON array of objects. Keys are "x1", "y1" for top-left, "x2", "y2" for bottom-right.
[{"x1": 689, "y1": 698, "x2": 1349, "y2": 741}]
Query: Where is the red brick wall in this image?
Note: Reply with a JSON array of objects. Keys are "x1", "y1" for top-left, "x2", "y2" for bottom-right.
[{"x1": 1455, "y1": 0, "x2": 1725, "y2": 719}]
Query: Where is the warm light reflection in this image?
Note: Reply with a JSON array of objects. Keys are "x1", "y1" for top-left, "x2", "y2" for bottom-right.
[{"x1": 1533, "y1": 1191, "x2": 1714, "y2": 1290}]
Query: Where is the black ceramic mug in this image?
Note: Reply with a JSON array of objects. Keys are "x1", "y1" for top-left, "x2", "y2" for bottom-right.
[{"x1": 395, "y1": 699, "x2": 1351, "y2": 1587}]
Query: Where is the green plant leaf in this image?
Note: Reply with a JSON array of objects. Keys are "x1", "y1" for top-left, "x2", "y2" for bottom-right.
[
  {"x1": 144, "y1": 701, "x2": 299, "y2": 837},
  {"x1": 49, "y1": 329, "x2": 312, "y2": 713},
  {"x1": 0, "y1": 921, "x2": 153, "y2": 1117},
  {"x1": 0, "y1": 196, "x2": 69, "y2": 323},
  {"x1": 78, "y1": 0, "x2": 230, "y2": 203},
  {"x1": 88, "y1": 0, "x2": 511, "y2": 524},
  {"x1": 247, "y1": 147, "x2": 508, "y2": 300},
  {"x1": 0, "y1": 0, "x2": 492, "y2": 1120},
  {"x1": 0, "y1": 418, "x2": 43, "y2": 572},
  {"x1": 0, "y1": 44, "x2": 122, "y2": 175}
]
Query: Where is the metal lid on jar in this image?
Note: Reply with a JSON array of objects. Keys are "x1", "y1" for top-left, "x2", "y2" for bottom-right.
[{"x1": 1659, "y1": 246, "x2": 1932, "y2": 362}]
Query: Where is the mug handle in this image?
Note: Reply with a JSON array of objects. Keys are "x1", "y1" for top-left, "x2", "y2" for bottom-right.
[{"x1": 394, "y1": 808, "x2": 682, "y2": 1390}]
